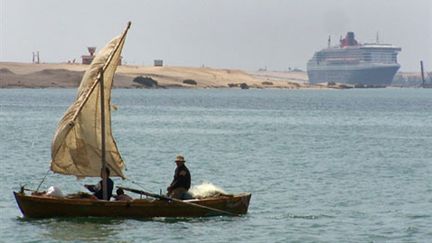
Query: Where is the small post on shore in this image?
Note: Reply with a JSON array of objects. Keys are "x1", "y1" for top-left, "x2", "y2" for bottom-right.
[{"x1": 420, "y1": 61, "x2": 425, "y2": 88}]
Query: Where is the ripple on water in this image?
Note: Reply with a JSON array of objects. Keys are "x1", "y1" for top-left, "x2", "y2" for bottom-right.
[{"x1": 1, "y1": 89, "x2": 432, "y2": 242}]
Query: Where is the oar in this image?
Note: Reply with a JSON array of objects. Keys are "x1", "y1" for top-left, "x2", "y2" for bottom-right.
[{"x1": 117, "y1": 186, "x2": 238, "y2": 216}]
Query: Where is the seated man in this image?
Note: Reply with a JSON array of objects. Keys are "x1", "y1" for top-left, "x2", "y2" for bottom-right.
[
  {"x1": 84, "y1": 167, "x2": 114, "y2": 200},
  {"x1": 167, "y1": 155, "x2": 191, "y2": 199},
  {"x1": 114, "y1": 188, "x2": 133, "y2": 201}
]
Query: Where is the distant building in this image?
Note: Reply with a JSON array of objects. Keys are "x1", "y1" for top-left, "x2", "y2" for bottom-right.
[
  {"x1": 82, "y1": 47, "x2": 96, "y2": 65},
  {"x1": 82, "y1": 46, "x2": 122, "y2": 65},
  {"x1": 154, "y1": 59, "x2": 163, "y2": 67}
]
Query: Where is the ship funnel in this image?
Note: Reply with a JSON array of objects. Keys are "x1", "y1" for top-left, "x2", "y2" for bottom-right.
[
  {"x1": 340, "y1": 32, "x2": 358, "y2": 47},
  {"x1": 88, "y1": 47, "x2": 96, "y2": 56}
]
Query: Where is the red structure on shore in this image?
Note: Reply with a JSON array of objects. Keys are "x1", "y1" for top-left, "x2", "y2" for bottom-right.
[{"x1": 81, "y1": 47, "x2": 96, "y2": 65}]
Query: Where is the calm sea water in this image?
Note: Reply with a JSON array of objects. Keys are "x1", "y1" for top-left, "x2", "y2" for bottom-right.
[{"x1": 0, "y1": 88, "x2": 431, "y2": 242}]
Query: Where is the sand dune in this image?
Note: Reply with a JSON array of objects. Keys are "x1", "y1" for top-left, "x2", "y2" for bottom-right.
[{"x1": 0, "y1": 62, "x2": 315, "y2": 89}]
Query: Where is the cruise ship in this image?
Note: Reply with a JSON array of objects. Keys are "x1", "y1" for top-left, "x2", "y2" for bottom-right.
[{"x1": 307, "y1": 32, "x2": 401, "y2": 86}]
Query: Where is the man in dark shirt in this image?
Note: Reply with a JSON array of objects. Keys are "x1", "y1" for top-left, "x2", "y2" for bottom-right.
[
  {"x1": 167, "y1": 155, "x2": 191, "y2": 199},
  {"x1": 84, "y1": 167, "x2": 114, "y2": 200}
]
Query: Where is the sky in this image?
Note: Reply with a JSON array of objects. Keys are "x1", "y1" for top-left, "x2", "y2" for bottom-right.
[{"x1": 1, "y1": 0, "x2": 431, "y2": 72}]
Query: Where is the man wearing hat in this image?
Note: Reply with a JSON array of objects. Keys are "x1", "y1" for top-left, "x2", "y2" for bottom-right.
[{"x1": 167, "y1": 155, "x2": 191, "y2": 199}]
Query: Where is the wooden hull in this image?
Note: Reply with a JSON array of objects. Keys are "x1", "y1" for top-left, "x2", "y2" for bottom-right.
[{"x1": 14, "y1": 192, "x2": 251, "y2": 218}]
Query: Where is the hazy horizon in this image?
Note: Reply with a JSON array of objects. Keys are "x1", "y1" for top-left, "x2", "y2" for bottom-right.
[{"x1": 1, "y1": 0, "x2": 431, "y2": 72}]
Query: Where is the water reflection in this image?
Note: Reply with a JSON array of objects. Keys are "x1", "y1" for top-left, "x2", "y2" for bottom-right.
[
  {"x1": 14, "y1": 215, "x2": 249, "y2": 242},
  {"x1": 149, "y1": 215, "x2": 244, "y2": 224},
  {"x1": 19, "y1": 217, "x2": 123, "y2": 242}
]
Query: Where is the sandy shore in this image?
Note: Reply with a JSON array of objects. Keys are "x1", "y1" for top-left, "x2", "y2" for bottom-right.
[
  {"x1": 0, "y1": 62, "x2": 322, "y2": 89},
  {"x1": 1, "y1": 62, "x2": 425, "y2": 89}
]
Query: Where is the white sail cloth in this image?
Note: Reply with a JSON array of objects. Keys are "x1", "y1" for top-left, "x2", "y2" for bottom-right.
[{"x1": 50, "y1": 28, "x2": 128, "y2": 178}]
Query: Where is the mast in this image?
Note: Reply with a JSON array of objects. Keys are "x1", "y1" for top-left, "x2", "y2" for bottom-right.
[
  {"x1": 100, "y1": 69, "x2": 108, "y2": 200},
  {"x1": 420, "y1": 60, "x2": 425, "y2": 88},
  {"x1": 99, "y1": 22, "x2": 131, "y2": 200}
]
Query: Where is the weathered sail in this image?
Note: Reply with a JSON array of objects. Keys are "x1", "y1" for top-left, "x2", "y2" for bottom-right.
[{"x1": 50, "y1": 24, "x2": 130, "y2": 178}]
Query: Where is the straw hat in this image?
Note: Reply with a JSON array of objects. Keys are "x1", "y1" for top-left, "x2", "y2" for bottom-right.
[{"x1": 175, "y1": 155, "x2": 186, "y2": 163}]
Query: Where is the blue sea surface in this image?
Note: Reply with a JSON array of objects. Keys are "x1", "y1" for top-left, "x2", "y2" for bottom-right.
[{"x1": 0, "y1": 88, "x2": 431, "y2": 242}]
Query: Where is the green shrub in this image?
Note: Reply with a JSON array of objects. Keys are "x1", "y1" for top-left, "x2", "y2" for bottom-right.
[
  {"x1": 183, "y1": 79, "x2": 197, "y2": 85},
  {"x1": 133, "y1": 76, "x2": 158, "y2": 87}
]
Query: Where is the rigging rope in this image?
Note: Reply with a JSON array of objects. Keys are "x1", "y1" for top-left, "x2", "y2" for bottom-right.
[
  {"x1": 35, "y1": 169, "x2": 51, "y2": 192},
  {"x1": 123, "y1": 179, "x2": 164, "y2": 199}
]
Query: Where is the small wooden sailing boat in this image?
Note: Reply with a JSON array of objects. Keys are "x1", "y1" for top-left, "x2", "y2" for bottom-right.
[{"x1": 14, "y1": 22, "x2": 251, "y2": 218}]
